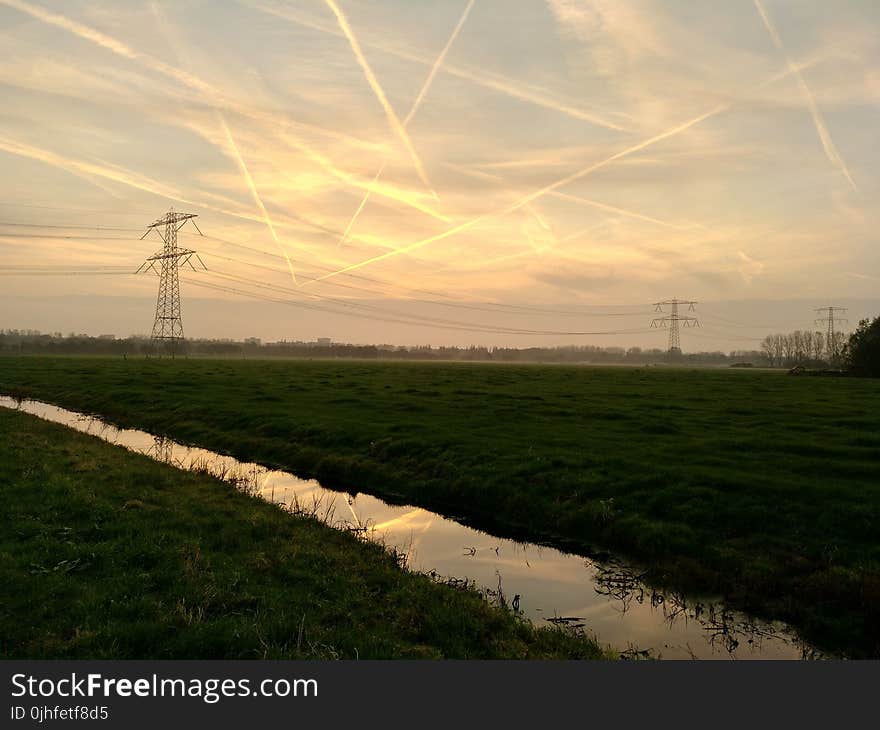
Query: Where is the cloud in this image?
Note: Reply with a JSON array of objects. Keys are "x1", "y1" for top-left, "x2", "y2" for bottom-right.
[
  {"x1": 752, "y1": 0, "x2": 859, "y2": 193},
  {"x1": 737, "y1": 250, "x2": 765, "y2": 284},
  {"x1": 530, "y1": 265, "x2": 618, "y2": 293}
]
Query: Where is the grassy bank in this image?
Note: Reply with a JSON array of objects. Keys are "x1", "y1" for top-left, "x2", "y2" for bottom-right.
[
  {"x1": 1, "y1": 357, "x2": 879, "y2": 656},
  {"x1": 0, "y1": 407, "x2": 607, "y2": 659}
]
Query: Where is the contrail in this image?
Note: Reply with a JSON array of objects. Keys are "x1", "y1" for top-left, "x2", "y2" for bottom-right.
[
  {"x1": 323, "y1": 0, "x2": 437, "y2": 199},
  {"x1": 0, "y1": 135, "x2": 189, "y2": 203},
  {"x1": 247, "y1": 0, "x2": 629, "y2": 133},
  {"x1": 0, "y1": 0, "x2": 214, "y2": 95},
  {"x1": 549, "y1": 191, "x2": 697, "y2": 231},
  {"x1": 3, "y1": 0, "x2": 381, "y2": 152},
  {"x1": 337, "y1": 165, "x2": 383, "y2": 246},
  {"x1": 406, "y1": 513, "x2": 436, "y2": 560},
  {"x1": 308, "y1": 104, "x2": 725, "y2": 284},
  {"x1": 752, "y1": 0, "x2": 858, "y2": 193},
  {"x1": 0, "y1": 133, "x2": 319, "y2": 236},
  {"x1": 150, "y1": 2, "x2": 299, "y2": 286},
  {"x1": 405, "y1": 0, "x2": 475, "y2": 125},
  {"x1": 473, "y1": 218, "x2": 609, "y2": 269},
  {"x1": 218, "y1": 114, "x2": 298, "y2": 285},
  {"x1": 276, "y1": 130, "x2": 448, "y2": 222},
  {"x1": 338, "y1": 0, "x2": 475, "y2": 245},
  {"x1": 0, "y1": 0, "x2": 448, "y2": 225},
  {"x1": 445, "y1": 161, "x2": 699, "y2": 232},
  {"x1": 309, "y1": 58, "x2": 827, "y2": 284},
  {"x1": 151, "y1": 2, "x2": 297, "y2": 285},
  {"x1": 524, "y1": 202, "x2": 551, "y2": 232},
  {"x1": 371, "y1": 509, "x2": 427, "y2": 533}
]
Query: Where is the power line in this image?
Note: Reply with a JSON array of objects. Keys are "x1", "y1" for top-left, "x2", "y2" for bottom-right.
[
  {"x1": 199, "y1": 249, "x2": 650, "y2": 319},
  {"x1": 0, "y1": 215, "x2": 653, "y2": 318},
  {"x1": 0, "y1": 264, "x2": 131, "y2": 269},
  {"x1": 698, "y1": 308, "x2": 807, "y2": 330},
  {"x1": 0, "y1": 221, "x2": 143, "y2": 232},
  {"x1": 0, "y1": 233, "x2": 142, "y2": 241},
  {"x1": 0, "y1": 201, "x2": 158, "y2": 215},
  {"x1": 183, "y1": 272, "x2": 653, "y2": 337},
  {"x1": 0, "y1": 270, "x2": 132, "y2": 276},
  {"x1": 178, "y1": 230, "x2": 654, "y2": 316}
]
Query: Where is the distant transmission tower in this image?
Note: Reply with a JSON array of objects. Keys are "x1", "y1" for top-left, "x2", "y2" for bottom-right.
[
  {"x1": 651, "y1": 299, "x2": 699, "y2": 354},
  {"x1": 815, "y1": 306, "x2": 847, "y2": 360},
  {"x1": 136, "y1": 208, "x2": 206, "y2": 357}
]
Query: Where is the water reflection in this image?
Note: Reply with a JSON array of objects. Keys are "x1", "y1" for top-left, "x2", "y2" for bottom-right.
[{"x1": 2, "y1": 396, "x2": 821, "y2": 660}]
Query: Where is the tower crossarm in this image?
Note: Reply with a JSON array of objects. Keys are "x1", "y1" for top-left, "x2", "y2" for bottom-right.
[
  {"x1": 650, "y1": 299, "x2": 698, "y2": 352},
  {"x1": 135, "y1": 208, "x2": 206, "y2": 357}
]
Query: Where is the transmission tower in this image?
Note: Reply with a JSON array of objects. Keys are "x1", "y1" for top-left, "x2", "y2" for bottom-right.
[
  {"x1": 651, "y1": 299, "x2": 699, "y2": 354},
  {"x1": 815, "y1": 306, "x2": 847, "y2": 360},
  {"x1": 136, "y1": 208, "x2": 206, "y2": 357}
]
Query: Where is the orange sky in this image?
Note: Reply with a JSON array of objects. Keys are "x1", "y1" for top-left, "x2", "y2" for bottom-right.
[{"x1": 0, "y1": 0, "x2": 878, "y2": 347}]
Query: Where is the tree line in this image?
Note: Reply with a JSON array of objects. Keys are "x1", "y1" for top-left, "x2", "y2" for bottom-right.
[
  {"x1": 759, "y1": 329, "x2": 846, "y2": 367},
  {"x1": 3, "y1": 318, "x2": 877, "y2": 375},
  {"x1": 0, "y1": 330, "x2": 760, "y2": 365}
]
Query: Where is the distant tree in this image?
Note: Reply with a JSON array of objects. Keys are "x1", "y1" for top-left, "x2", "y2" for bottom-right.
[
  {"x1": 760, "y1": 335, "x2": 776, "y2": 366},
  {"x1": 843, "y1": 316, "x2": 880, "y2": 377},
  {"x1": 811, "y1": 331, "x2": 825, "y2": 361}
]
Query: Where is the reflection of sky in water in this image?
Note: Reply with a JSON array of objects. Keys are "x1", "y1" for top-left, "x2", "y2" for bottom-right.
[{"x1": 3, "y1": 397, "x2": 817, "y2": 660}]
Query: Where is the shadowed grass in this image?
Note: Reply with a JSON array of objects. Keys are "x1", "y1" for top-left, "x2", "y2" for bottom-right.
[
  {"x1": 0, "y1": 408, "x2": 608, "y2": 659},
  {"x1": 1, "y1": 356, "x2": 879, "y2": 656}
]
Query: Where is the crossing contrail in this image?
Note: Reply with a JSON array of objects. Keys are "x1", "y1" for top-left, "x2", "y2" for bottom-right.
[
  {"x1": 218, "y1": 114, "x2": 298, "y2": 285},
  {"x1": 150, "y1": 1, "x2": 297, "y2": 285},
  {"x1": 0, "y1": 133, "x2": 326, "y2": 237},
  {"x1": 307, "y1": 56, "x2": 830, "y2": 284},
  {"x1": 406, "y1": 0, "x2": 476, "y2": 125},
  {"x1": 0, "y1": 0, "x2": 448, "y2": 225},
  {"x1": 247, "y1": 0, "x2": 629, "y2": 133},
  {"x1": 307, "y1": 104, "x2": 725, "y2": 284},
  {"x1": 752, "y1": 0, "x2": 858, "y2": 193},
  {"x1": 323, "y1": 0, "x2": 437, "y2": 199},
  {"x1": 549, "y1": 190, "x2": 697, "y2": 231},
  {"x1": 338, "y1": 0, "x2": 475, "y2": 245}
]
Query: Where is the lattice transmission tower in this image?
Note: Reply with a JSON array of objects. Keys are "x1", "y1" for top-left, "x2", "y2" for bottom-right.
[
  {"x1": 815, "y1": 306, "x2": 847, "y2": 361},
  {"x1": 651, "y1": 299, "x2": 699, "y2": 354},
  {"x1": 136, "y1": 208, "x2": 206, "y2": 357}
]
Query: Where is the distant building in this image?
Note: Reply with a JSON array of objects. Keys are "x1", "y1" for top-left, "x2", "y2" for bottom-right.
[
  {"x1": 244, "y1": 337, "x2": 262, "y2": 345},
  {"x1": 316, "y1": 337, "x2": 332, "y2": 346},
  {"x1": 98, "y1": 334, "x2": 116, "y2": 340}
]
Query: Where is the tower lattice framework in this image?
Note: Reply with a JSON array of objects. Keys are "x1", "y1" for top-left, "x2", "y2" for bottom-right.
[
  {"x1": 136, "y1": 208, "x2": 206, "y2": 356},
  {"x1": 815, "y1": 306, "x2": 848, "y2": 361},
  {"x1": 651, "y1": 299, "x2": 699, "y2": 354}
]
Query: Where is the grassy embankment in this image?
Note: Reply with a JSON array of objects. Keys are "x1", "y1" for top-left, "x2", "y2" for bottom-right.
[
  {"x1": 0, "y1": 407, "x2": 607, "y2": 659},
  {"x1": 1, "y1": 357, "x2": 879, "y2": 657}
]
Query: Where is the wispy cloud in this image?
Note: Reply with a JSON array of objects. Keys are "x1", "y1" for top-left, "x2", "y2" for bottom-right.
[
  {"x1": 322, "y1": 0, "x2": 436, "y2": 199},
  {"x1": 338, "y1": 0, "x2": 475, "y2": 245},
  {"x1": 218, "y1": 114, "x2": 297, "y2": 285},
  {"x1": 752, "y1": 0, "x2": 859, "y2": 193},
  {"x1": 246, "y1": 0, "x2": 629, "y2": 132}
]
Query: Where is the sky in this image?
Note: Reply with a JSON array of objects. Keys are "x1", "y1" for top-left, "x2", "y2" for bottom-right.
[{"x1": 0, "y1": 0, "x2": 878, "y2": 350}]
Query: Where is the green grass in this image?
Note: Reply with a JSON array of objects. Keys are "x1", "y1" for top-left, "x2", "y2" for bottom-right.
[
  {"x1": 1, "y1": 356, "x2": 879, "y2": 657},
  {"x1": 0, "y1": 407, "x2": 608, "y2": 659}
]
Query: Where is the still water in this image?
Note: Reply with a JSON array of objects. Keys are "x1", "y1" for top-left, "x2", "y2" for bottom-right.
[{"x1": 2, "y1": 396, "x2": 820, "y2": 660}]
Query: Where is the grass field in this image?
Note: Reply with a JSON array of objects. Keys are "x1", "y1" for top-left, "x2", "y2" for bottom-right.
[
  {"x1": 0, "y1": 407, "x2": 606, "y2": 659},
  {"x1": 1, "y1": 356, "x2": 879, "y2": 656}
]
